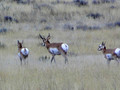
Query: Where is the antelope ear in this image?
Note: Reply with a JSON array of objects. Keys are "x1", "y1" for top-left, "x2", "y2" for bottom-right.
[{"x1": 47, "y1": 33, "x2": 50, "y2": 40}]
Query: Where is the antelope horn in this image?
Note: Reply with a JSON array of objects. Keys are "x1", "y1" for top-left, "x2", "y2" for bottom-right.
[{"x1": 39, "y1": 34, "x2": 44, "y2": 39}]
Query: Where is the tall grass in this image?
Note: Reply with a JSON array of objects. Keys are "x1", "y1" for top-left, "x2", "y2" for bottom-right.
[
  {"x1": 1, "y1": 55, "x2": 120, "y2": 90},
  {"x1": 1, "y1": 29, "x2": 120, "y2": 90},
  {"x1": 1, "y1": 0, "x2": 120, "y2": 90}
]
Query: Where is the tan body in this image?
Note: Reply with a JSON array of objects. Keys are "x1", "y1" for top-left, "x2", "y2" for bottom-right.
[
  {"x1": 102, "y1": 49, "x2": 116, "y2": 54},
  {"x1": 98, "y1": 42, "x2": 120, "y2": 66},
  {"x1": 17, "y1": 40, "x2": 29, "y2": 65},
  {"x1": 39, "y1": 34, "x2": 69, "y2": 64},
  {"x1": 103, "y1": 48, "x2": 117, "y2": 56},
  {"x1": 46, "y1": 43, "x2": 67, "y2": 55}
]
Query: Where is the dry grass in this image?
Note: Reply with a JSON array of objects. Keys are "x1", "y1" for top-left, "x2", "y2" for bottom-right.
[
  {"x1": 1, "y1": 29, "x2": 120, "y2": 90},
  {"x1": 1, "y1": 54, "x2": 120, "y2": 90},
  {"x1": 1, "y1": 0, "x2": 120, "y2": 90}
]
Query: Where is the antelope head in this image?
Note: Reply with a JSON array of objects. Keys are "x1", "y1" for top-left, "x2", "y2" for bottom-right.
[
  {"x1": 98, "y1": 42, "x2": 106, "y2": 51},
  {"x1": 17, "y1": 40, "x2": 24, "y2": 49},
  {"x1": 39, "y1": 33, "x2": 50, "y2": 46}
]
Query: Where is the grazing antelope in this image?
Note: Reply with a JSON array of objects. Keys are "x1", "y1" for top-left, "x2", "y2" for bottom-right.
[
  {"x1": 17, "y1": 40, "x2": 29, "y2": 65},
  {"x1": 39, "y1": 34, "x2": 69, "y2": 64},
  {"x1": 98, "y1": 42, "x2": 120, "y2": 66}
]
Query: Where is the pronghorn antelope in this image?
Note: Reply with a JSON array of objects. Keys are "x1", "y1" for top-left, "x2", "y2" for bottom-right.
[
  {"x1": 39, "y1": 34, "x2": 69, "y2": 64},
  {"x1": 17, "y1": 40, "x2": 29, "y2": 65},
  {"x1": 98, "y1": 42, "x2": 120, "y2": 65}
]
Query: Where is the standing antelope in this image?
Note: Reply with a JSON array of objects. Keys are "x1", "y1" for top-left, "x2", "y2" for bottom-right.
[
  {"x1": 98, "y1": 42, "x2": 120, "y2": 66},
  {"x1": 39, "y1": 34, "x2": 69, "y2": 64},
  {"x1": 17, "y1": 40, "x2": 29, "y2": 65}
]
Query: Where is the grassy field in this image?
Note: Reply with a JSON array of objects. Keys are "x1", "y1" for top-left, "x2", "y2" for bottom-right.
[
  {"x1": 1, "y1": 0, "x2": 120, "y2": 90},
  {"x1": 1, "y1": 29, "x2": 120, "y2": 90}
]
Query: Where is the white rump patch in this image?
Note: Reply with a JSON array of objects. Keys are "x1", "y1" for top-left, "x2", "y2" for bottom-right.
[
  {"x1": 61, "y1": 43, "x2": 69, "y2": 52},
  {"x1": 105, "y1": 54, "x2": 113, "y2": 60},
  {"x1": 49, "y1": 48, "x2": 60, "y2": 55},
  {"x1": 115, "y1": 48, "x2": 120, "y2": 57},
  {"x1": 21, "y1": 48, "x2": 29, "y2": 56}
]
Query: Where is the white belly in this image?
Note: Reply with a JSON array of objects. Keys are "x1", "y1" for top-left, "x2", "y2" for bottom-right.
[
  {"x1": 115, "y1": 48, "x2": 120, "y2": 57},
  {"x1": 49, "y1": 48, "x2": 60, "y2": 55},
  {"x1": 105, "y1": 54, "x2": 113, "y2": 60}
]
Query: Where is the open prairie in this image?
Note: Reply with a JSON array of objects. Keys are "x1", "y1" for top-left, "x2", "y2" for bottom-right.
[{"x1": 0, "y1": 0, "x2": 120, "y2": 90}]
